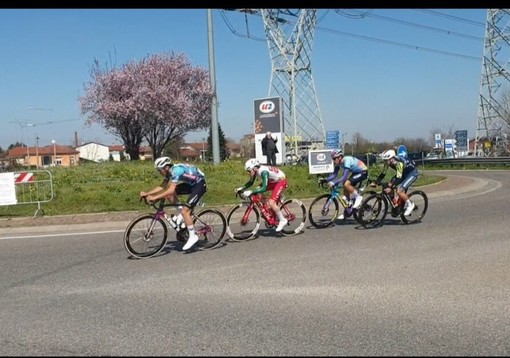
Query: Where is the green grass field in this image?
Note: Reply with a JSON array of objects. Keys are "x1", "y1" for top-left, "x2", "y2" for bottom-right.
[{"x1": 0, "y1": 159, "x2": 445, "y2": 218}]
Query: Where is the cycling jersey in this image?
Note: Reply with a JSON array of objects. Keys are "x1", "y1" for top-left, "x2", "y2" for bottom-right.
[
  {"x1": 242, "y1": 165, "x2": 287, "y2": 197},
  {"x1": 164, "y1": 163, "x2": 205, "y2": 186},
  {"x1": 326, "y1": 155, "x2": 368, "y2": 187},
  {"x1": 376, "y1": 156, "x2": 418, "y2": 188}
]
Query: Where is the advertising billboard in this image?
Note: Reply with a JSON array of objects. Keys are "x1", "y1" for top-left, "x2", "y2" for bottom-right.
[{"x1": 253, "y1": 97, "x2": 285, "y2": 165}]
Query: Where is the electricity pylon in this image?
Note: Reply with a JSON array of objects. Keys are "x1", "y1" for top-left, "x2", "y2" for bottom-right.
[
  {"x1": 260, "y1": 9, "x2": 326, "y2": 156},
  {"x1": 475, "y1": 9, "x2": 510, "y2": 156}
]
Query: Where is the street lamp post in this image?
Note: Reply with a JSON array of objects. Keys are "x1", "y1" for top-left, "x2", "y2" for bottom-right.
[{"x1": 51, "y1": 139, "x2": 56, "y2": 166}]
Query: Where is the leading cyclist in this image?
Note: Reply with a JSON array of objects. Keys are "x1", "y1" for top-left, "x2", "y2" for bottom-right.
[{"x1": 140, "y1": 156, "x2": 207, "y2": 250}]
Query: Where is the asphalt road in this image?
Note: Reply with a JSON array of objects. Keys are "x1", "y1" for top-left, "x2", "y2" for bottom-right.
[{"x1": 0, "y1": 170, "x2": 508, "y2": 356}]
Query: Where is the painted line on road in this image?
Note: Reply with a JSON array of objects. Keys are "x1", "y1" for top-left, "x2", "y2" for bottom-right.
[{"x1": 0, "y1": 229, "x2": 124, "y2": 241}]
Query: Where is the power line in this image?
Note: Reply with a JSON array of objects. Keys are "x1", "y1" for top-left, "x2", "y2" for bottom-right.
[
  {"x1": 316, "y1": 25, "x2": 481, "y2": 61},
  {"x1": 415, "y1": 9, "x2": 486, "y2": 27},
  {"x1": 222, "y1": 9, "x2": 482, "y2": 61},
  {"x1": 336, "y1": 9, "x2": 484, "y2": 41}
]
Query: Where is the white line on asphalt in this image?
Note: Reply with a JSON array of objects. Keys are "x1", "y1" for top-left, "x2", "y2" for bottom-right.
[{"x1": 0, "y1": 230, "x2": 124, "y2": 240}]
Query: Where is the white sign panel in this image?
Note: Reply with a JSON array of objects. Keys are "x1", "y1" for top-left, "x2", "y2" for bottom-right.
[
  {"x1": 0, "y1": 172, "x2": 17, "y2": 206},
  {"x1": 308, "y1": 149, "x2": 334, "y2": 175}
]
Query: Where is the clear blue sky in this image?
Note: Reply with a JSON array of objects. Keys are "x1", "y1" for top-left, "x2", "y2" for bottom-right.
[{"x1": 0, "y1": 8, "x2": 487, "y2": 150}]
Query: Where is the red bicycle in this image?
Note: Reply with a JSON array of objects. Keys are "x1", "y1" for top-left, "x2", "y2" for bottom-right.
[{"x1": 226, "y1": 191, "x2": 307, "y2": 241}]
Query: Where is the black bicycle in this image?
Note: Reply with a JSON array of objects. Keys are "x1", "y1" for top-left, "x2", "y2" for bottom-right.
[
  {"x1": 356, "y1": 182, "x2": 428, "y2": 229},
  {"x1": 124, "y1": 198, "x2": 227, "y2": 259},
  {"x1": 308, "y1": 178, "x2": 374, "y2": 228}
]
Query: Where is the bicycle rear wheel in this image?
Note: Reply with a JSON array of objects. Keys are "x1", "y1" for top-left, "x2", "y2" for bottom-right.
[
  {"x1": 357, "y1": 193, "x2": 388, "y2": 229},
  {"x1": 401, "y1": 190, "x2": 428, "y2": 224},
  {"x1": 308, "y1": 194, "x2": 338, "y2": 228},
  {"x1": 192, "y1": 208, "x2": 227, "y2": 250},
  {"x1": 279, "y1": 199, "x2": 307, "y2": 236},
  {"x1": 226, "y1": 204, "x2": 260, "y2": 241},
  {"x1": 124, "y1": 214, "x2": 169, "y2": 259}
]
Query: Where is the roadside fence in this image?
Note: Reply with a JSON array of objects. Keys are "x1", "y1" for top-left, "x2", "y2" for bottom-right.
[{"x1": 0, "y1": 170, "x2": 54, "y2": 218}]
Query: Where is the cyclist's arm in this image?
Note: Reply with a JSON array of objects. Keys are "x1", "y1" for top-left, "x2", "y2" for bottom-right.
[
  {"x1": 240, "y1": 175, "x2": 256, "y2": 190},
  {"x1": 141, "y1": 178, "x2": 169, "y2": 196},
  {"x1": 333, "y1": 168, "x2": 350, "y2": 186},
  {"x1": 374, "y1": 163, "x2": 388, "y2": 184},
  {"x1": 251, "y1": 171, "x2": 269, "y2": 195},
  {"x1": 324, "y1": 165, "x2": 340, "y2": 182}
]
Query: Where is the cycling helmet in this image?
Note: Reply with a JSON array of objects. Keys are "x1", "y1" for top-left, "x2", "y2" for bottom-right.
[
  {"x1": 244, "y1": 158, "x2": 260, "y2": 171},
  {"x1": 154, "y1": 156, "x2": 172, "y2": 169},
  {"x1": 331, "y1": 149, "x2": 343, "y2": 159},
  {"x1": 381, "y1": 149, "x2": 396, "y2": 160}
]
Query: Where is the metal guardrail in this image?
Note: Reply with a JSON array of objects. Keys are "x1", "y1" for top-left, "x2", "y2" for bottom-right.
[
  {"x1": 10, "y1": 170, "x2": 54, "y2": 218},
  {"x1": 418, "y1": 156, "x2": 510, "y2": 166}
]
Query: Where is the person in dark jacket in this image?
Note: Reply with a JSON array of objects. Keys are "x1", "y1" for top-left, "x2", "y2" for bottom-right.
[{"x1": 261, "y1": 131, "x2": 278, "y2": 166}]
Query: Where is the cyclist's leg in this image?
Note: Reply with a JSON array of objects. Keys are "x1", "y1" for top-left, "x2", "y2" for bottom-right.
[
  {"x1": 182, "y1": 180, "x2": 207, "y2": 250},
  {"x1": 349, "y1": 171, "x2": 368, "y2": 208},
  {"x1": 268, "y1": 180, "x2": 288, "y2": 231}
]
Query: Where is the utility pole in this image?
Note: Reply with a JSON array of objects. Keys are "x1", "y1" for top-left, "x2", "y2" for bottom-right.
[{"x1": 207, "y1": 9, "x2": 220, "y2": 165}]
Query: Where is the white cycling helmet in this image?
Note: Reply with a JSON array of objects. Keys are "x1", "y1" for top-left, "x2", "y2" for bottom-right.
[
  {"x1": 381, "y1": 149, "x2": 396, "y2": 160},
  {"x1": 154, "y1": 156, "x2": 172, "y2": 169},
  {"x1": 331, "y1": 149, "x2": 343, "y2": 159},
  {"x1": 244, "y1": 158, "x2": 260, "y2": 171}
]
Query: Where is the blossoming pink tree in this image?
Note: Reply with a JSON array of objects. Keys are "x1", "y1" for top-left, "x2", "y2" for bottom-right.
[{"x1": 79, "y1": 52, "x2": 213, "y2": 160}]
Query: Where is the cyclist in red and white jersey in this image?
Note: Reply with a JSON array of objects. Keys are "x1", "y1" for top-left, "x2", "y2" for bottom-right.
[{"x1": 234, "y1": 158, "x2": 288, "y2": 232}]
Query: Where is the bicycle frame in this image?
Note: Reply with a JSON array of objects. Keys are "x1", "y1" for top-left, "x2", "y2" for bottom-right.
[
  {"x1": 241, "y1": 193, "x2": 281, "y2": 227},
  {"x1": 145, "y1": 198, "x2": 216, "y2": 239}
]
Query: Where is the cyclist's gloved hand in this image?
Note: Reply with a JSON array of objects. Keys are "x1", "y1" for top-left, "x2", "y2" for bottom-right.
[
  {"x1": 234, "y1": 187, "x2": 244, "y2": 194},
  {"x1": 370, "y1": 181, "x2": 378, "y2": 187},
  {"x1": 327, "y1": 181, "x2": 335, "y2": 188},
  {"x1": 241, "y1": 190, "x2": 252, "y2": 199}
]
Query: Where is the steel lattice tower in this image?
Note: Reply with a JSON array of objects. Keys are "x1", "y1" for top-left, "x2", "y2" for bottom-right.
[
  {"x1": 260, "y1": 9, "x2": 326, "y2": 156},
  {"x1": 475, "y1": 9, "x2": 510, "y2": 156}
]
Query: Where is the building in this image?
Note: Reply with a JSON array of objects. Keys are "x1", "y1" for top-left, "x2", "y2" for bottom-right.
[{"x1": 6, "y1": 144, "x2": 80, "y2": 168}]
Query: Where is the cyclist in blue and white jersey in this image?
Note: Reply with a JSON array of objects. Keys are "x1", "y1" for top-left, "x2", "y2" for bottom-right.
[
  {"x1": 372, "y1": 149, "x2": 419, "y2": 216},
  {"x1": 141, "y1": 157, "x2": 207, "y2": 250},
  {"x1": 318, "y1": 149, "x2": 368, "y2": 219}
]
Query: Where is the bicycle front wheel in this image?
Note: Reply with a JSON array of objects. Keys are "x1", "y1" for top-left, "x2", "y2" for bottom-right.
[
  {"x1": 308, "y1": 194, "x2": 338, "y2": 229},
  {"x1": 279, "y1": 198, "x2": 307, "y2": 236},
  {"x1": 124, "y1": 214, "x2": 168, "y2": 259},
  {"x1": 357, "y1": 193, "x2": 388, "y2": 229},
  {"x1": 186, "y1": 208, "x2": 226, "y2": 250},
  {"x1": 401, "y1": 190, "x2": 428, "y2": 224},
  {"x1": 226, "y1": 203, "x2": 260, "y2": 242}
]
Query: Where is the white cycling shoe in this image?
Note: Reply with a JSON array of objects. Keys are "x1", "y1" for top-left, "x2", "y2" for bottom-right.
[
  {"x1": 183, "y1": 234, "x2": 199, "y2": 250},
  {"x1": 275, "y1": 218, "x2": 288, "y2": 232},
  {"x1": 404, "y1": 201, "x2": 415, "y2": 216}
]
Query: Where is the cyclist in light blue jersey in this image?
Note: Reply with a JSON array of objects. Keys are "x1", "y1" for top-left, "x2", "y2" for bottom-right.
[
  {"x1": 318, "y1": 150, "x2": 368, "y2": 219},
  {"x1": 141, "y1": 157, "x2": 207, "y2": 250}
]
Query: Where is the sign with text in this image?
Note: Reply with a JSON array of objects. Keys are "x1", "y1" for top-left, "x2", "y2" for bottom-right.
[
  {"x1": 0, "y1": 172, "x2": 17, "y2": 206},
  {"x1": 325, "y1": 130, "x2": 340, "y2": 149},
  {"x1": 254, "y1": 97, "x2": 285, "y2": 165},
  {"x1": 455, "y1": 130, "x2": 468, "y2": 149},
  {"x1": 308, "y1": 149, "x2": 334, "y2": 174}
]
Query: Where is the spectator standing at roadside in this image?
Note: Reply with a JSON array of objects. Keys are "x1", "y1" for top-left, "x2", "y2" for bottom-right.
[{"x1": 261, "y1": 131, "x2": 278, "y2": 166}]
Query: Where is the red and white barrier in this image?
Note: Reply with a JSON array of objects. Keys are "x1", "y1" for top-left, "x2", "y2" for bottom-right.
[{"x1": 14, "y1": 172, "x2": 34, "y2": 183}]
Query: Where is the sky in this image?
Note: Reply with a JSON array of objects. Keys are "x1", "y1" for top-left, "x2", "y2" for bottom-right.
[{"x1": 0, "y1": 8, "x2": 489, "y2": 150}]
